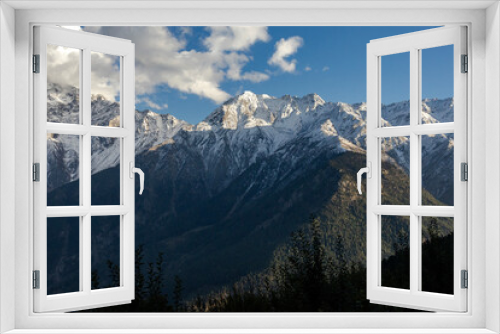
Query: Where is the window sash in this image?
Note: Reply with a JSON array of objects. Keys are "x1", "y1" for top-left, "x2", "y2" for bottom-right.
[
  {"x1": 32, "y1": 26, "x2": 136, "y2": 313},
  {"x1": 366, "y1": 26, "x2": 468, "y2": 312}
]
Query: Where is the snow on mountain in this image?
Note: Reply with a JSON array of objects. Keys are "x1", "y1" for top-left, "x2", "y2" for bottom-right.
[
  {"x1": 46, "y1": 83, "x2": 188, "y2": 191},
  {"x1": 46, "y1": 83, "x2": 454, "y2": 204}
]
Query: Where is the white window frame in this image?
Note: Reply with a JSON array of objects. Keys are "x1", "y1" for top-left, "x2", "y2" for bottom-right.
[
  {"x1": 365, "y1": 26, "x2": 467, "y2": 312},
  {"x1": 33, "y1": 25, "x2": 136, "y2": 312},
  {"x1": 1, "y1": 1, "x2": 499, "y2": 333}
]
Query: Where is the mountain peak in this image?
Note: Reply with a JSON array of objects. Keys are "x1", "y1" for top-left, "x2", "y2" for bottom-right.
[
  {"x1": 204, "y1": 92, "x2": 330, "y2": 130},
  {"x1": 302, "y1": 93, "x2": 324, "y2": 103},
  {"x1": 241, "y1": 90, "x2": 257, "y2": 97}
]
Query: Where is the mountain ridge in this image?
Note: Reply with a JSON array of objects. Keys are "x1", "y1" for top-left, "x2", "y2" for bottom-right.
[
  {"x1": 46, "y1": 84, "x2": 455, "y2": 298},
  {"x1": 47, "y1": 83, "x2": 453, "y2": 204}
]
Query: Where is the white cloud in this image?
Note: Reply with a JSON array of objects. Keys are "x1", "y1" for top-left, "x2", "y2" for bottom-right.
[
  {"x1": 203, "y1": 26, "x2": 270, "y2": 52},
  {"x1": 225, "y1": 52, "x2": 269, "y2": 83},
  {"x1": 46, "y1": 44, "x2": 120, "y2": 101},
  {"x1": 80, "y1": 26, "x2": 270, "y2": 104},
  {"x1": 136, "y1": 96, "x2": 168, "y2": 110},
  {"x1": 322, "y1": 66, "x2": 330, "y2": 72},
  {"x1": 179, "y1": 27, "x2": 192, "y2": 37},
  {"x1": 90, "y1": 51, "x2": 121, "y2": 101},
  {"x1": 305, "y1": 66, "x2": 312, "y2": 71},
  {"x1": 46, "y1": 45, "x2": 80, "y2": 91},
  {"x1": 268, "y1": 36, "x2": 304, "y2": 73}
]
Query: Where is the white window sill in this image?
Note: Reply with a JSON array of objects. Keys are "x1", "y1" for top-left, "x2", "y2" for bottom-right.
[{"x1": 4, "y1": 329, "x2": 498, "y2": 334}]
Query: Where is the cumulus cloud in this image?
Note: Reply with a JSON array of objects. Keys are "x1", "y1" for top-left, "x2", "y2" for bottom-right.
[
  {"x1": 46, "y1": 44, "x2": 119, "y2": 101},
  {"x1": 305, "y1": 66, "x2": 312, "y2": 71},
  {"x1": 90, "y1": 52, "x2": 121, "y2": 101},
  {"x1": 46, "y1": 45, "x2": 80, "y2": 91},
  {"x1": 268, "y1": 36, "x2": 304, "y2": 73},
  {"x1": 204, "y1": 26, "x2": 270, "y2": 52},
  {"x1": 322, "y1": 66, "x2": 330, "y2": 72},
  {"x1": 137, "y1": 96, "x2": 168, "y2": 110},
  {"x1": 225, "y1": 52, "x2": 269, "y2": 83},
  {"x1": 80, "y1": 26, "x2": 270, "y2": 104}
]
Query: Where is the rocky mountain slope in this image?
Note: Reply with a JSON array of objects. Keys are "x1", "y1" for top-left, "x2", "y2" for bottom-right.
[
  {"x1": 46, "y1": 83, "x2": 455, "y2": 297},
  {"x1": 47, "y1": 83, "x2": 453, "y2": 203}
]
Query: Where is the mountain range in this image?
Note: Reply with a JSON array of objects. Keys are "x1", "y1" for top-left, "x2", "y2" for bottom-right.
[{"x1": 46, "y1": 83, "x2": 454, "y2": 298}]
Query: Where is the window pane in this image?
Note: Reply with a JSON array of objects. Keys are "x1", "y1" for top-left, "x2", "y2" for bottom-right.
[
  {"x1": 421, "y1": 134, "x2": 454, "y2": 206},
  {"x1": 421, "y1": 217, "x2": 454, "y2": 294},
  {"x1": 381, "y1": 215, "x2": 410, "y2": 290},
  {"x1": 47, "y1": 217, "x2": 80, "y2": 295},
  {"x1": 381, "y1": 137, "x2": 410, "y2": 205},
  {"x1": 91, "y1": 216, "x2": 121, "y2": 290},
  {"x1": 47, "y1": 44, "x2": 80, "y2": 124},
  {"x1": 91, "y1": 137, "x2": 121, "y2": 206},
  {"x1": 91, "y1": 52, "x2": 121, "y2": 127},
  {"x1": 47, "y1": 134, "x2": 80, "y2": 206},
  {"x1": 421, "y1": 45, "x2": 454, "y2": 124},
  {"x1": 381, "y1": 52, "x2": 410, "y2": 127}
]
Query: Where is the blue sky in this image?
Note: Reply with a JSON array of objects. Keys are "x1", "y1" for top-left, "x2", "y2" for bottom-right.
[{"x1": 81, "y1": 26, "x2": 453, "y2": 124}]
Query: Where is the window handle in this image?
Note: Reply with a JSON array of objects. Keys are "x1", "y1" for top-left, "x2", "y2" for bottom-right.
[
  {"x1": 357, "y1": 162, "x2": 371, "y2": 195},
  {"x1": 129, "y1": 162, "x2": 145, "y2": 195}
]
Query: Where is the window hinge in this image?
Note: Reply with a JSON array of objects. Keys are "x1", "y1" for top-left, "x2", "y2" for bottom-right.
[
  {"x1": 461, "y1": 162, "x2": 468, "y2": 182},
  {"x1": 33, "y1": 54, "x2": 40, "y2": 73},
  {"x1": 33, "y1": 163, "x2": 40, "y2": 182},
  {"x1": 461, "y1": 270, "x2": 468, "y2": 289},
  {"x1": 461, "y1": 54, "x2": 468, "y2": 73},
  {"x1": 33, "y1": 270, "x2": 40, "y2": 289}
]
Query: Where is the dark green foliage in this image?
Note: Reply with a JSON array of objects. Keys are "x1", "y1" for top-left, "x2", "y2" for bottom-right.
[
  {"x1": 79, "y1": 215, "x2": 453, "y2": 313},
  {"x1": 107, "y1": 260, "x2": 120, "y2": 288},
  {"x1": 135, "y1": 245, "x2": 146, "y2": 302},
  {"x1": 173, "y1": 275, "x2": 184, "y2": 311},
  {"x1": 182, "y1": 217, "x2": 418, "y2": 312},
  {"x1": 91, "y1": 270, "x2": 100, "y2": 290},
  {"x1": 183, "y1": 215, "x2": 453, "y2": 312},
  {"x1": 83, "y1": 249, "x2": 175, "y2": 312},
  {"x1": 421, "y1": 218, "x2": 454, "y2": 294}
]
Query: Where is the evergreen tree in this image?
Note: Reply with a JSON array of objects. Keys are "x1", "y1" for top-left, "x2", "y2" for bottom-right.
[
  {"x1": 91, "y1": 269, "x2": 100, "y2": 290},
  {"x1": 173, "y1": 275, "x2": 184, "y2": 311}
]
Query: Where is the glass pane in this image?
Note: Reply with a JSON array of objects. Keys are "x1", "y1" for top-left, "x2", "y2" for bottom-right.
[
  {"x1": 91, "y1": 137, "x2": 121, "y2": 205},
  {"x1": 422, "y1": 134, "x2": 454, "y2": 206},
  {"x1": 381, "y1": 215, "x2": 410, "y2": 290},
  {"x1": 47, "y1": 134, "x2": 80, "y2": 206},
  {"x1": 91, "y1": 216, "x2": 121, "y2": 290},
  {"x1": 381, "y1": 52, "x2": 410, "y2": 127},
  {"x1": 381, "y1": 137, "x2": 410, "y2": 205},
  {"x1": 421, "y1": 217, "x2": 454, "y2": 294},
  {"x1": 47, "y1": 44, "x2": 81, "y2": 124},
  {"x1": 421, "y1": 45, "x2": 454, "y2": 124},
  {"x1": 91, "y1": 52, "x2": 121, "y2": 127},
  {"x1": 47, "y1": 217, "x2": 80, "y2": 295}
]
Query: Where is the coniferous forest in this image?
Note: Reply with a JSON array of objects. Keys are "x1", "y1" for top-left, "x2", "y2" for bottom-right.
[{"x1": 85, "y1": 213, "x2": 452, "y2": 313}]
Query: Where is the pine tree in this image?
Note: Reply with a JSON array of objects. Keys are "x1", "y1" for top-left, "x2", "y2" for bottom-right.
[
  {"x1": 135, "y1": 245, "x2": 146, "y2": 302},
  {"x1": 91, "y1": 269, "x2": 100, "y2": 290},
  {"x1": 173, "y1": 275, "x2": 184, "y2": 311},
  {"x1": 106, "y1": 259, "x2": 120, "y2": 288}
]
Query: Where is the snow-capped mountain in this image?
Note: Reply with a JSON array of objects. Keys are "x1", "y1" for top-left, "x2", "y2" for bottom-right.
[
  {"x1": 46, "y1": 83, "x2": 455, "y2": 297},
  {"x1": 47, "y1": 83, "x2": 189, "y2": 191},
  {"x1": 47, "y1": 83, "x2": 453, "y2": 204}
]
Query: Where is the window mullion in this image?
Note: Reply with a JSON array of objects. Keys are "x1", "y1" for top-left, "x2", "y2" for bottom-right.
[
  {"x1": 409, "y1": 47, "x2": 420, "y2": 294},
  {"x1": 82, "y1": 47, "x2": 92, "y2": 294}
]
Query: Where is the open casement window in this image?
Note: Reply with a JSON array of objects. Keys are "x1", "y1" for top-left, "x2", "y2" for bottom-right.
[
  {"x1": 362, "y1": 26, "x2": 467, "y2": 312},
  {"x1": 33, "y1": 26, "x2": 141, "y2": 312}
]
